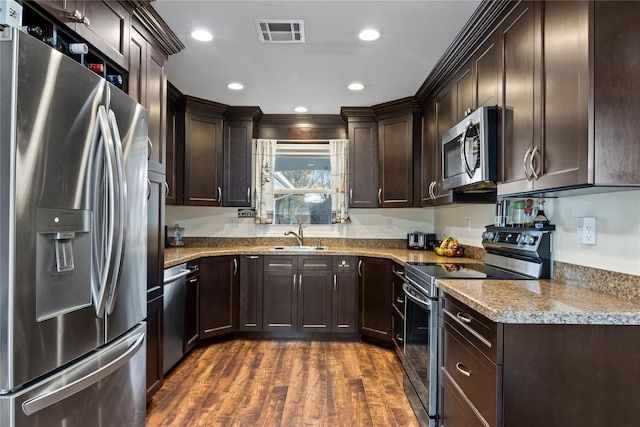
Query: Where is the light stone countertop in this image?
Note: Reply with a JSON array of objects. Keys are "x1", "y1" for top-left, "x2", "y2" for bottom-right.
[
  {"x1": 164, "y1": 246, "x2": 640, "y2": 326},
  {"x1": 164, "y1": 246, "x2": 473, "y2": 268},
  {"x1": 437, "y1": 279, "x2": 640, "y2": 325}
]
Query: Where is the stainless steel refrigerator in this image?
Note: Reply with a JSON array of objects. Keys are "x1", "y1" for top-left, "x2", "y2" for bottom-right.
[{"x1": 0, "y1": 28, "x2": 147, "y2": 426}]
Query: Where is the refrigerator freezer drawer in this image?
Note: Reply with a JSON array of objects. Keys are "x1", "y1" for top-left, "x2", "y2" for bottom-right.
[{"x1": 0, "y1": 323, "x2": 146, "y2": 427}]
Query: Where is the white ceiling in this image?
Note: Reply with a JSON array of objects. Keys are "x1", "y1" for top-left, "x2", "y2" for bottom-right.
[{"x1": 152, "y1": 0, "x2": 482, "y2": 114}]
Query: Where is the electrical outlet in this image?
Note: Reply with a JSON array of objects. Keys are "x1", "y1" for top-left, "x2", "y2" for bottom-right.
[
  {"x1": 385, "y1": 218, "x2": 393, "y2": 230},
  {"x1": 577, "y1": 217, "x2": 596, "y2": 244}
]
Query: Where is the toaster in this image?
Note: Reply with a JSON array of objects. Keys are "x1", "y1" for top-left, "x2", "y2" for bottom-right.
[{"x1": 407, "y1": 232, "x2": 436, "y2": 250}]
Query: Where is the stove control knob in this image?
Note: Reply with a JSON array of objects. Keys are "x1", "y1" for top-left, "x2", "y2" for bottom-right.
[
  {"x1": 482, "y1": 231, "x2": 495, "y2": 241},
  {"x1": 520, "y1": 233, "x2": 536, "y2": 245}
]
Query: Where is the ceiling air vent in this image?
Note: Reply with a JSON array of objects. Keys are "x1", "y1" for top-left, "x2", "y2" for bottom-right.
[{"x1": 255, "y1": 19, "x2": 305, "y2": 43}]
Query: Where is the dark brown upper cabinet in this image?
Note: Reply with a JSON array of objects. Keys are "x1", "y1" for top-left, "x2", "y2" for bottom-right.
[
  {"x1": 165, "y1": 82, "x2": 184, "y2": 205},
  {"x1": 183, "y1": 96, "x2": 228, "y2": 206},
  {"x1": 341, "y1": 107, "x2": 379, "y2": 208},
  {"x1": 373, "y1": 98, "x2": 421, "y2": 208},
  {"x1": 223, "y1": 107, "x2": 263, "y2": 207},
  {"x1": 33, "y1": 0, "x2": 130, "y2": 68}
]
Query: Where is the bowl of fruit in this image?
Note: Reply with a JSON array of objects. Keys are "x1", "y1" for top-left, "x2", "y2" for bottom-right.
[{"x1": 433, "y1": 237, "x2": 464, "y2": 257}]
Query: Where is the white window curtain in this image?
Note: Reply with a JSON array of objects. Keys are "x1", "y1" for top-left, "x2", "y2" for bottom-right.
[
  {"x1": 252, "y1": 139, "x2": 277, "y2": 224},
  {"x1": 329, "y1": 139, "x2": 350, "y2": 223}
]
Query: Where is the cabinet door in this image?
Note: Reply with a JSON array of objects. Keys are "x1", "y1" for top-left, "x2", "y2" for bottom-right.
[
  {"x1": 184, "y1": 264, "x2": 199, "y2": 353},
  {"x1": 146, "y1": 294, "x2": 163, "y2": 402},
  {"x1": 498, "y1": 2, "x2": 542, "y2": 195},
  {"x1": 262, "y1": 269, "x2": 297, "y2": 332},
  {"x1": 199, "y1": 256, "x2": 238, "y2": 339},
  {"x1": 130, "y1": 25, "x2": 167, "y2": 174},
  {"x1": 223, "y1": 121, "x2": 253, "y2": 207},
  {"x1": 358, "y1": 257, "x2": 392, "y2": 342},
  {"x1": 454, "y1": 64, "x2": 474, "y2": 122},
  {"x1": 378, "y1": 115, "x2": 414, "y2": 207},
  {"x1": 421, "y1": 104, "x2": 437, "y2": 206},
  {"x1": 432, "y1": 86, "x2": 454, "y2": 205},
  {"x1": 298, "y1": 270, "x2": 332, "y2": 332},
  {"x1": 348, "y1": 121, "x2": 379, "y2": 208},
  {"x1": 184, "y1": 111, "x2": 223, "y2": 206},
  {"x1": 475, "y1": 32, "x2": 501, "y2": 109},
  {"x1": 333, "y1": 256, "x2": 357, "y2": 333},
  {"x1": 146, "y1": 171, "x2": 165, "y2": 300},
  {"x1": 239, "y1": 255, "x2": 263, "y2": 331},
  {"x1": 536, "y1": 0, "x2": 589, "y2": 190},
  {"x1": 165, "y1": 86, "x2": 183, "y2": 205}
]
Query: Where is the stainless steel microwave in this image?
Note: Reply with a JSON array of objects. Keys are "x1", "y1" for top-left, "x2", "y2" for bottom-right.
[{"x1": 441, "y1": 106, "x2": 498, "y2": 191}]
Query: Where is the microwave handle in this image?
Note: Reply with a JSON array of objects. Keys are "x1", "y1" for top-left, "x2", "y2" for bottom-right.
[{"x1": 460, "y1": 120, "x2": 475, "y2": 179}]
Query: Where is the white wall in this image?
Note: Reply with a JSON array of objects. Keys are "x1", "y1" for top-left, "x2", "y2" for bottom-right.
[
  {"x1": 166, "y1": 206, "x2": 434, "y2": 240},
  {"x1": 167, "y1": 190, "x2": 640, "y2": 275},
  {"x1": 433, "y1": 190, "x2": 640, "y2": 276}
]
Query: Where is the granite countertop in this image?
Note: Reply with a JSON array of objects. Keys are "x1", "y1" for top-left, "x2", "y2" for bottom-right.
[
  {"x1": 164, "y1": 246, "x2": 475, "y2": 268},
  {"x1": 437, "y1": 278, "x2": 640, "y2": 325}
]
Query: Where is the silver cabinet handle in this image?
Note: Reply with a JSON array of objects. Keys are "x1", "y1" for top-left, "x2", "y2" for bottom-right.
[
  {"x1": 456, "y1": 312, "x2": 472, "y2": 324},
  {"x1": 349, "y1": 188, "x2": 353, "y2": 203},
  {"x1": 233, "y1": 258, "x2": 238, "y2": 276},
  {"x1": 293, "y1": 273, "x2": 297, "y2": 291},
  {"x1": 530, "y1": 145, "x2": 540, "y2": 180},
  {"x1": 188, "y1": 277, "x2": 198, "y2": 284},
  {"x1": 247, "y1": 255, "x2": 259, "y2": 259},
  {"x1": 247, "y1": 187, "x2": 251, "y2": 203},
  {"x1": 333, "y1": 274, "x2": 337, "y2": 292},
  {"x1": 217, "y1": 186, "x2": 222, "y2": 203},
  {"x1": 358, "y1": 259, "x2": 363, "y2": 276},
  {"x1": 299, "y1": 274, "x2": 303, "y2": 292},
  {"x1": 164, "y1": 182, "x2": 169, "y2": 196},
  {"x1": 428, "y1": 181, "x2": 433, "y2": 199},
  {"x1": 523, "y1": 147, "x2": 532, "y2": 181},
  {"x1": 377, "y1": 188, "x2": 382, "y2": 204},
  {"x1": 396, "y1": 297, "x2": 404, "y2": 304},
  {"x1": 455, "y1": 362, "x2": 471, "y2": 377},
  {"x1": 395, "y1": 334, "x2": 404, "y2": 343}
]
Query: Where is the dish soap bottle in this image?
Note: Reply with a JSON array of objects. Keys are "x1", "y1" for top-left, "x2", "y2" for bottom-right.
[{"x1": 534, "y1": 199, "x2": 549, "y2": 228}]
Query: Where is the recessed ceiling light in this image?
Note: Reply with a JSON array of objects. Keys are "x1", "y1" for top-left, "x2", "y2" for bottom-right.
[
  {"x1": 294, "y1": 106, "x2": 308, "y2": 113},
  {"x1": 191, "y1": 29, "x2": 213, "y2": 42},
  {"x1": 227, "y1": 82, "x2": 244, "y2": 90},
  {"x1": 348, "y1": 82, "x2": 364, "y2": 91},
  {"x1": 359, "y1": 29, "x2": 380, "y2": 41}
]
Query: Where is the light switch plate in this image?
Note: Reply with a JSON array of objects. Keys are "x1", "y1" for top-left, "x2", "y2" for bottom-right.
[{"x1": 577, "y1": 217, "x2": 596, "y2": 244}]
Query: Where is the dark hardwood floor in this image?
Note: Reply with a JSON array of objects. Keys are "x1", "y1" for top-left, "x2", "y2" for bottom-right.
[{"x1": 146, "y1": 340, "x2": 420, "y2": 426}]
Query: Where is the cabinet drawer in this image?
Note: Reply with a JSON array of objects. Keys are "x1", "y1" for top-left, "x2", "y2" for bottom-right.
[
  {"x1": 298, "y1": 256, "x2": 331, "y2": 270},
  {"x1": 441, "y1": 371, "x2": 489, "y2": 427},
  {"x1": 187, "y1": 259, "x2": 200, "y2": 276},
  {"x1": 263, "y1": 255, "x2": 296, "y2": 270},
  {"x1": 333, "y1": 255, "x2": 356, "y2": 271},
  {"x1": 441, "y1": 295, "x2": 501, "y2": 363},
  {"x1": 442, "y1": 320, "x2": 500, "y2": 427}
]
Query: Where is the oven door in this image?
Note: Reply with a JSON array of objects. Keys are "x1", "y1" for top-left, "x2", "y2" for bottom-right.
[{"x1": 403, "y1": 281, "x2": 439, "y2": 424}]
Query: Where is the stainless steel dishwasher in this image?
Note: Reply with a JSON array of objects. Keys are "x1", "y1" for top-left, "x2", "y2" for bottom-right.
[{"x1": 163, "y1": 263, "x2": 190, "y2": 374}]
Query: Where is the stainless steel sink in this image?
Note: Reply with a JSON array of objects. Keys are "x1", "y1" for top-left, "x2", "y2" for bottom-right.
[{"x1": 270, "y1": 245, "x2": 328, "y2": 251}]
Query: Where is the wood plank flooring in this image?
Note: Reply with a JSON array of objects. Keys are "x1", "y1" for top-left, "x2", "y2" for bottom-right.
[{"x1": 146, "y1": 340, "x2": 420, "y2": 426}]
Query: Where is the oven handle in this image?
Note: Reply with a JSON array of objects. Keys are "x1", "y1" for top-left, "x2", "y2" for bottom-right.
[{"x1": 402, "y1": 283, "x2": 432, "y2": 311}]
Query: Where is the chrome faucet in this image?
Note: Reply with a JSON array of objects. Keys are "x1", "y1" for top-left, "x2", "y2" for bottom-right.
[{"x1": 284, "y1": 223, "x2": 304, "y2": 246}]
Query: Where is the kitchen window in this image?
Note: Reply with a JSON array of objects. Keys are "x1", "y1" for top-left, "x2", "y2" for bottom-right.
[{"x1": 253, "y1": 139, "x2": 349, "y2": 225}]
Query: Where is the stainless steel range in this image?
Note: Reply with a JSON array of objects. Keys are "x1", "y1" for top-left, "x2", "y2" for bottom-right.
[{"x1": 401, "y1": 225, "x2": 554, "y2": 426}]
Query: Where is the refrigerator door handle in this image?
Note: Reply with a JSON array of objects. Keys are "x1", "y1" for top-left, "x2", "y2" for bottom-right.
[
  {"x1": 21, "y1": 330, "x2": 145, "y2": 416},
  {"x1": 105, "y1": 109, "x2": 128, "y2": 314},
  {"x1": 92, "y1": 106, "x2": 117, "y2": 318}
]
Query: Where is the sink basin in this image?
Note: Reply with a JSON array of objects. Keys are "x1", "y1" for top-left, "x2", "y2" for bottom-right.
[{"x1": 270, "y1": 245, "x2": 328, "y2": 251}]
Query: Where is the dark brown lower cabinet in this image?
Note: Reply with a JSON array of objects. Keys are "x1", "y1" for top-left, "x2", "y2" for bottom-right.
[
  {"x1": 146, "y1": 294, "x2": 163, "y2": 402},
  {"x1": 440, "y1": 293, "x2": 640, "y2": 427},
  {"x1": 239, "y1": 255, "x2": 264, "y2": 331},
  {"x1": 358, "y1": 257, "x2": 392, "y2": 342},
  {"x1": 332, "y1": 256, "x2": 358, "y2": 333},
  {"x1": 262, "y1": 256, "x2": 334, "y2": 333},
  {"x1": 199, "y1": 256, "x2": 238, "y2": 339}
]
